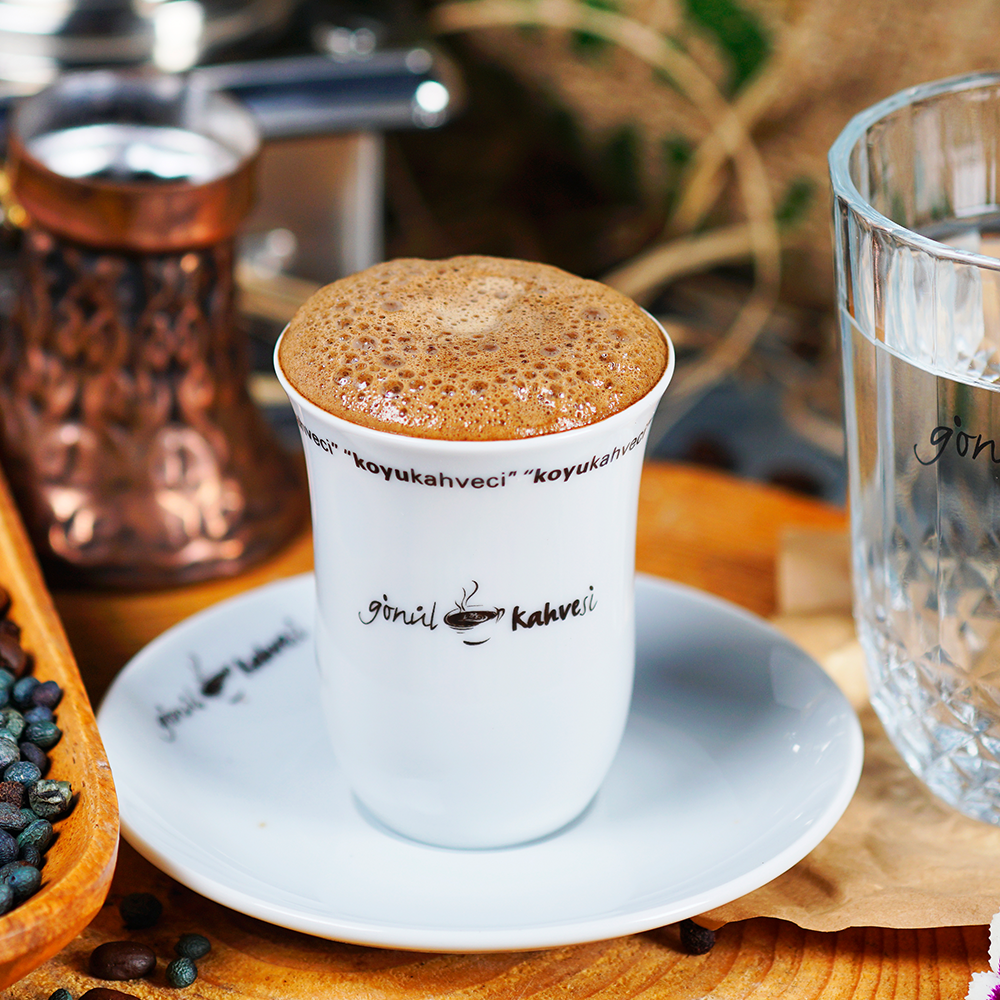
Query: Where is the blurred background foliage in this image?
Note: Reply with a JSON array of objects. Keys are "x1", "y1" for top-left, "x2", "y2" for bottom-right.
[{"x1": 378, "y1": 0, "x2": 998, "y2": 499}]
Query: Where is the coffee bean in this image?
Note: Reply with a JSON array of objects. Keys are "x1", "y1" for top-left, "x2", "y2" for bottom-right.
[
  {"x1": 5, "y1": 761, "x2": 41, "y2": 786},
  {"x1": 0, "y1": 829, "x2": 16, "y2": 865},
  {"x1": 0, "y1": 707, "x2": 24, "y2": 739},
  {"x1": 0, "y1": 738, "x2": 18, "y2": 771},
  {"x1": 19, "y1": 740, "x2": 49, "y2": 775},
  {"x1": 19, "y1": 843, "x2": 41, "y2": 867},
  {"x1": 0, "y1": 779, "x2": 24, "y2": 806},
  {"x1": 81, "y1": 990, "x2": 141, "y2": 1000},
  {"x1": 48, "y1": 989, "x2": 72, "y2": 1000},
  {"x1": 165, "y1": 956, "x2": 198, "y2": 988},
  {"x1": 118, "y1": 891, "x2": 162, "y2": 929},
  {"x1": 0, "y1": 630, "x2": 27, "y2": 676},
  {"x1": 0, "y1": 859, "x2": 40, "y2": 903},
  {"x1": 89, "y1": 940, "x2": 156, "y2": 980},
  {"x1": 28, "y1": 778, "x2": 72, "y2": 819},
  {"x1": 11, "y1": 676, "x2": 38, "y2": 708},
  {"x1": 174, "y1": 932, "x2": 211, "y2": 959},
  {"x1": 31, "y1": 679, "x2": 62, "y2": 709},
  {"x1": 678, "y1": 918, "x2": 716, "y2": 955},
  {"x1": 23, "y1": 705, "x2": 54, "y2": 725},
  {"x1": 19, "y1": 817, "x2": 53, "y2": 852},
  {"x1": 0, "y1": 801, "x2": 28, "y2": 831},
  {"x1": 0, "y1": 594, "x2": 72, "y2": 919},
  {"x1": 24, "y1": 720, "x2": 61, "y2": 750}
]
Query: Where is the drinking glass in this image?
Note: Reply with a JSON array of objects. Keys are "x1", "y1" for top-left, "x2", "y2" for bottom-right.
[{"x1": 831, "y1": 72, "x2": 1000, "y2": 823}]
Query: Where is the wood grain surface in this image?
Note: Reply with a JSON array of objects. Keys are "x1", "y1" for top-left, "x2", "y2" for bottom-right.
[
  {"x1": 0, "y1": 465, "x2": 119, "y2": 987},
  {"x1": 9, "y1": 462, "x2": 991, "y2": 998},
  {"x1": 10, "y1": 841, "x2": 990, "y2": 1000}
]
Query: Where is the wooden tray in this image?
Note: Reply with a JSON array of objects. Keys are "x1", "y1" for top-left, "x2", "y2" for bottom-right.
[
  {"x1": 0, "y1": 464, "x2": 119, "y2": 987},
  {"x1": 3, "y1": 463, "x2": 990, "y2": 999}
]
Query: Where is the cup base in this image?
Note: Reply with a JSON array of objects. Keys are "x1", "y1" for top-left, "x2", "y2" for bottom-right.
[{"x1": 352, "y1": 792, "x2": 598, "y2": 851}]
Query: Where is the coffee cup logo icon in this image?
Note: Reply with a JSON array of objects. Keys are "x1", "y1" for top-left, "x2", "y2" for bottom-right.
[{"x1": 444, "y1": 581, "x2": 504, "y2": 645}]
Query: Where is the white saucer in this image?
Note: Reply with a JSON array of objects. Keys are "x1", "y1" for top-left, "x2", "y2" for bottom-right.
[{"x1": 97, "y1": 573, "x2": 862, "y2": 953}]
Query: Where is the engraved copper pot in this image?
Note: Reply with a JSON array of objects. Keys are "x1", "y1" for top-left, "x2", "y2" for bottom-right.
[{"x1": 0, "y1": 69, "x2": 306, "y2": 587}]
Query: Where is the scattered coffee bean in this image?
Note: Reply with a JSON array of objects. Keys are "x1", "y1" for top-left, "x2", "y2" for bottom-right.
[
  {"x1": 28, "y1": 778, "x2": 72, "y2": 819},
  {"x1": 23, "y1": 705, "x2": 54, "y2": 725},
  {"x1": 0, "y1": 801, "x2": 28, "y2": 832},
  {"x1": 48, "y1": 989, "x2": 72, "y2": 1000},
  {"x1": 32, "y1": 679, "x2": 62, "y2": 709},
  {"x1": 81, "y1": 990, "x2": 141, "y2": 1000},
  {"x1": 24, "y1": 719, "x2": 61, "y2": 750},
  {"x1": 174, "y1": 932, "x2": 211, "y2": 959},
  {"x1": 678, "y1": 918, "x2": 716, "y2": 955},
  {"x1": 0, "y1": 591, "x2": 72, "y2": 920},
  {"x1": 0, "y1": 859, "x2": 41, "y2": 903},
  {"x1": 0, "y1": 738, "x2": 18, "y2": 771},
  {"x1": 19, "y1": 739, "x2": 49, "y2": 774},
  {"x1": 0, "y1": 707, "x2": 24, "y2": 739},
  {"x1": 19, "y1": 816, "x2": 53, "y2": 852},
  {"x1": 0, "y1": 829, "x2": 16, "y2": 865},
  {"x1": 19, "y1": 842, "x2": 41, "y2": 867},
  {"x1": 5, "y1": 760, "x2": 40, "y2": 786},
  {"x1": 11, "y1": 676, "x2": 38, "y2": 708},
  {"x1": 89, "y1": 940, "x2": 156, "y2": 980},
  {"x1": 0, "y1": 629, "x2": 27, "y2": 677},
  {"x1": 118, "y1": 891, "x2": 162, "y2": 929},
  {"x1": 165, "y1": 955, "x2": 198, "y2": 988},
  {"x1": 0, "y1": 780, "x2": 22, "y2": 807}
]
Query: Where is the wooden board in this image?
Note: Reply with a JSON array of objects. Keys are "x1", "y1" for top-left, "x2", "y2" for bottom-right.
[
  {"x1": 12, "y1": 462, "x2": 992, "y2": 998},
  {"x1": 0, "y1": 464, "x2": 119, "y2": 986},
  {"x1": 8, "y1": 842, "x2": 988, "y2": 1000}
]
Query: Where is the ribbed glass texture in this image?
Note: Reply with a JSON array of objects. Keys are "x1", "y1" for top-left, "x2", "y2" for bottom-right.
[{"x1": 831, "y1": 74, "x2": 1000, "y2": 824}]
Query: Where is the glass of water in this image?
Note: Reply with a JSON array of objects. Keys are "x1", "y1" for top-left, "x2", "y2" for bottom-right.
[{"x1": 831, "y1": 73, "x2": 1000, "y2": 824}]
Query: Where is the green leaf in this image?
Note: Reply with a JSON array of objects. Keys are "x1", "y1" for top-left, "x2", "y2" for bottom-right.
[
  {"x1": 662, "y1": 134, "x2": 694, "y2": 170},
  {"x1": 682, "y1": 0, "x2": 771, "y2": 94},
  {"x1": 603, "y1": 124, "x2": 643, "y2": 203},
  {"x1": 775, "y1": 176, "x2": 815, "y2": 229},
  {"x1": 660, "y1": 134, "x2": 694, "y2": 213},
  {"x1": 571, "y1": 30, "x2": 610, "y2": 56},
  {"x1": 571, "y1": 0, "x2": 619, "y2": 58}
]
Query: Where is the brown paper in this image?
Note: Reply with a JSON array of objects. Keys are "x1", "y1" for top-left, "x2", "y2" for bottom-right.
[{"x1": 699, "y1": 528, "x2": 1000, "y2": 931}]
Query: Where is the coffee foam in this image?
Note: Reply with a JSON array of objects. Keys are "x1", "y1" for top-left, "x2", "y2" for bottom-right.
[{"x1": 277, "y1": 256, "x2": 668, "y2": 441}]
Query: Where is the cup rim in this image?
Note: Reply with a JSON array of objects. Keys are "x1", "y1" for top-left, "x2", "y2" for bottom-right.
[
  {"x1": 828, "y1": 70, "x2": 1000, "y2": 273},
  {"x1": 273, "y1": 312, "x2": 675, "y2": 454}
]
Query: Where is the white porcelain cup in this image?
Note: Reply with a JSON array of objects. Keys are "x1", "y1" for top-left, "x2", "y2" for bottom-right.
[{"x1": 274, "y1": 328, "x2": 673, "y2": 848}]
